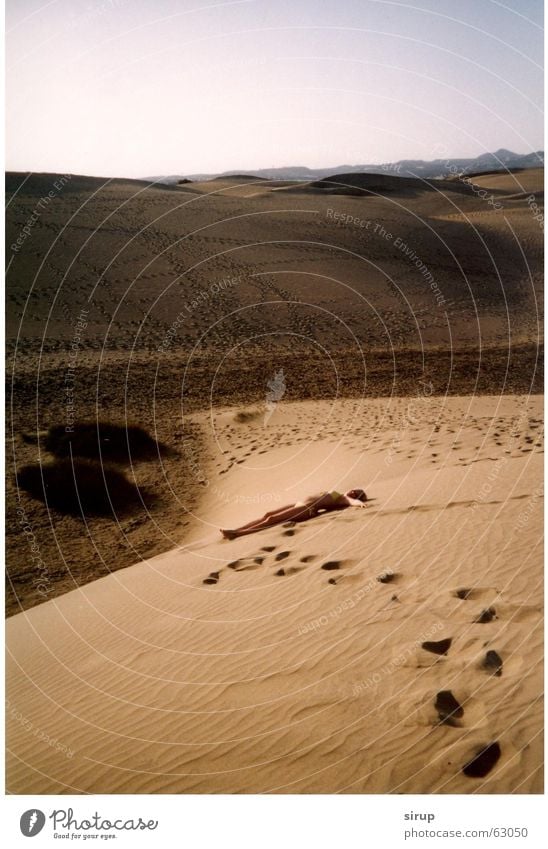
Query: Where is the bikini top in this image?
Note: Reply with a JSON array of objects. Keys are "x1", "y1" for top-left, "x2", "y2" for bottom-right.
[{"x1": 328, "y1": 490, "x2": 344, "y2": 503}]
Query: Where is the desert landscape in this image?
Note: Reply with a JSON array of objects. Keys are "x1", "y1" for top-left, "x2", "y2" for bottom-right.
[{"x1": 5, "y1": 163, "x2": 543, "y2": 793}]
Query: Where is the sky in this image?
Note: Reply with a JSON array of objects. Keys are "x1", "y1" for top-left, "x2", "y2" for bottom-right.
[{"x1": 5, "y1": 0, "x2": 544, "y2": 177}]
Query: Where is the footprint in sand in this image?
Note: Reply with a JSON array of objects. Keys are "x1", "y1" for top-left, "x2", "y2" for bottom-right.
[
  {"x1": 300, "y1": 555, "x2": 316, "y2": 563},
  {"x1": 321, "y1": 561, "x2": 342, "y2": 571},
  {"x1": 203, "y1": 571, "x2": 220, "y2": 585},
  {"x1": 261, "y1": 546, "x2": 276, "y2": 552},
  {"x1": 275, "y1": 551, "x2": 290, "y2": 561},
  {"x1": 377, "y1": 571, "x2": 399, "y2": 584},
  {"x1": 422, "y1": 637, "x2": 453, "y2": 656},
  {"x1": 275, "y1": 566, "x2": 302, "y2": 577},
  {"x1": 283, "y1": 530, "x2": 296, "y2": 536},
  {"x1": 435, "y1": 690, "x2": 464, "y2": 726},
  {"x1": 474, "y1": 607, "x2": 497, "y2": 624},
  {"x1": 462, "y1": 742, "x2": 501, "y2": 778},
  {"x1": 482, "y1": 649, "x2": 503, "y2": 677},
  {"x1": 226, "y1": 558, "x2": 262, "y2": 573},
  {"x1": 454, "y1": 587, "x2": 499, "y2": 601}
]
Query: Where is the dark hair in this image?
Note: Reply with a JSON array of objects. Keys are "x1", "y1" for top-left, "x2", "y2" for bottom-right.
[{"x1": 349, "y1": 488, "x2": 367, "y2": 502}]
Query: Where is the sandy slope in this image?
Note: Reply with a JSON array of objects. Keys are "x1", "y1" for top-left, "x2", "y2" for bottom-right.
[{"x1": 6, "y1": 395, "x2": 543, "y2": 794}]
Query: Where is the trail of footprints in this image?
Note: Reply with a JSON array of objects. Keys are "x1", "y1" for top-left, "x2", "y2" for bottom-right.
[
  {"x1": 418, "y1": 585, "x2": 508, "y2": 780},
  {"x1": 202, "y1": 544, "x2": 331, "y2": 583},
  {"x1": 202, "y1": 542, "x2": 518, "y2": 782},
  {"x1": 213, "y1": 409, "x2": 543, "y2": 475},
  {"x1": 201, "y1": 529, "x2": 398, "y2": 586}
]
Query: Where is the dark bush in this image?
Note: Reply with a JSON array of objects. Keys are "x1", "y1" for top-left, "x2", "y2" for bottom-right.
[
  {"x1": 43, "y1": 421, "x2": 162, "y2": 464},
  {"x1": 17, "y1": 458, "x2": 156, "y2": 517}
]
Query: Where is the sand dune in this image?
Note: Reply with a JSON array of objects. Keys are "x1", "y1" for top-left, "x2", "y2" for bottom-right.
[
  {"x1": 6, "y1": 169, "x2": 542, "y2": 360},
  {"x1": 308, "y1": 172, "x2": 478, "y2": 197},
  {"x1": 6, "y1": 395, "x2": 543, "y2": 794},
  {"x1": 466, "y1": 167, "x2": 544, "y2": 195},
  {"x1": 6, "y1": 167, "x2": 543, "y2": 794},
  {"x1": 6, "y1": 169, "x2": 542, "y2": 425}
]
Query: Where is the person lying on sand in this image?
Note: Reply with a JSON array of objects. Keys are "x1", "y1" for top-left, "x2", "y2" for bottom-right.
[{"x1": 221, "y1": 489, "x2": 367, "y2": 539}]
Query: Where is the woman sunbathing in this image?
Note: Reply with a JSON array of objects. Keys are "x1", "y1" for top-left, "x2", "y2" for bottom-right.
[{"x1": 221, "y1": 489, "x2": 367, "y2": 539}]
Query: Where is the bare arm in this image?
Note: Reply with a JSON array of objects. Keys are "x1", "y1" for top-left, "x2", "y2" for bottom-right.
[{"x1": 344, "y1": 496, "x2": 368, "y2": 508}]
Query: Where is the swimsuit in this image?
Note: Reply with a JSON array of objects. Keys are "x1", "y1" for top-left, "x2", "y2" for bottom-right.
[{"x1": 297, "y1": 491, "x2": 345, "y2": 518}]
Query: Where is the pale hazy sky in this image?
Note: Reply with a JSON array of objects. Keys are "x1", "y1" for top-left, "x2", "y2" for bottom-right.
[{"x1": 6, "y1": 0, "x2": 544, "y2": 177}]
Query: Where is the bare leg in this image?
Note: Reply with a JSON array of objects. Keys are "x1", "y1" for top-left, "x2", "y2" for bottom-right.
[
  {"x1": 224, "y1": 504, "x2": 296, "y2": 533},
  {"x1": 223, "y1": 504, "x2": 315, "y2": 538}
]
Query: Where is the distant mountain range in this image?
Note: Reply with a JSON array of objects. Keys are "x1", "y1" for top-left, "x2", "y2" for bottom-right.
[{"x1": 149, "y1": 149, "x2": 543, "y2": 184}]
